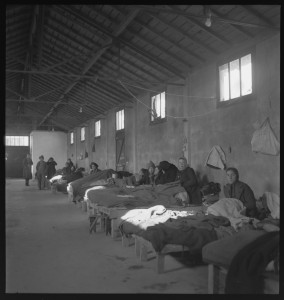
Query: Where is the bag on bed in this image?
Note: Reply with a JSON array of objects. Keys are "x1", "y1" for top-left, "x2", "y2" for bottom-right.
[{"x1": 251, "y1": 118, "x2": 280, "y2": 155}]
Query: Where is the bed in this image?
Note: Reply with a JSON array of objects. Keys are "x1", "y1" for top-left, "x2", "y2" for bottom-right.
[{"x1": 117, "y1": 195, "x2": 280, "y2": 275}]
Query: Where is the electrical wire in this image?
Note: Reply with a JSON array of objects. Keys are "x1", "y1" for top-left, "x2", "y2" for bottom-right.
[
  {"x1": 118, "y1": 80, "x2": 218, "y2": 120},
  {"x1": 120, "y1": 80, "x2": 216, "y2": 100}
]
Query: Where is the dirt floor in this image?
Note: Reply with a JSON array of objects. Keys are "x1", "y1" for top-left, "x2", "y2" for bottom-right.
[{"x1": 5, "y1": 178, "x2": 209, "y2": 294}]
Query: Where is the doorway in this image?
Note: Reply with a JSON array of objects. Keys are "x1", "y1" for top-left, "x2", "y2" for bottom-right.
[
  {"x1": 115, "y1": 130, "x2": 125, "y2": 171},
  {"x1": 5, "y1": 146, "x2": 30, "y2": 178}
]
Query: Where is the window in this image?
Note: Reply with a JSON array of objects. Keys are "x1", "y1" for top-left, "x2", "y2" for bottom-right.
[
  {"x1": 70, "y1": 132, "x2": 74, "y2": 144},
  {"x1": 116, "y1": 109, "x2": 124, "y2": 131},
  {"x1": 95, "y1": 120, "x2": 101, "y2": 137},
  {"x1": 218, "y1": 53, "x2": 252, "y2": 103},
  {"x1": 150, "y1": 91, "x2": 166, "y2": 122},
  {"x1": 80, "y1": 127, "x2": 85, "y2": 142},
  {"x1": 5, "y1": 136, "x2": 29, "y2": 146}
]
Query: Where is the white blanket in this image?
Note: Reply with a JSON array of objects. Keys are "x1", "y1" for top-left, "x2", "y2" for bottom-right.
[
  {"x1": 206, "y1": 198, "x2": 251, "y2": 230},
  {"x1": 264, "y1": 192, "x2": 280, "y2": 219}
]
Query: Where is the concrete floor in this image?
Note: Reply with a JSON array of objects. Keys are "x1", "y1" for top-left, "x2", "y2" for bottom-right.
[{"x1": 6, "y1": 178, "x2": 208, "y2": 294}]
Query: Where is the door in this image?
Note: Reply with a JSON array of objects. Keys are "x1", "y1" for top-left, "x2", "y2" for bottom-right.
[
  {"x1": 115, "y1": 130, "x2": 125, "y2": 171},
  {"x1": 5, "y1": 146, "x2": 30, "y2": 178}
]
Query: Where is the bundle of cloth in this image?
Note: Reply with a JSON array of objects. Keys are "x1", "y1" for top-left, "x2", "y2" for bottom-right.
[{"x1": 84, "y1": 180, "x2": 189, "y2": 208}]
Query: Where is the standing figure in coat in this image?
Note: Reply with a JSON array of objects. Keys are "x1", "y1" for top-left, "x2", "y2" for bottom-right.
[
  {"x1": 22, "y1": 153, "x2": 33, "y2": 186},
  {"x1": 46, "y1": 157, "x2": 57, "y2": 180},
  {"x1": 155, "y1": 160, "x2": 178, "y2": 185},
  {"x1": 223, "y1": 167, "x2": 257, "y2": 218},
  {"x1": 36, "y1": 155, "x2": 47, "y2": 190},
  {"x1": 176, "y1": 157, "x2": 202, "y2": 205}
]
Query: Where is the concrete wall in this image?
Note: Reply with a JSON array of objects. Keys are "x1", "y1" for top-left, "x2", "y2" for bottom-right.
[
  {"x1": 187, "y1": 34, "x2": 280, "y2": 198},
  {"x1": 30, "y1": 131, "x2": 67, "y2": 176},
  {"x1": 66, "y1": 34, "x2": 280, "y2": 198}
]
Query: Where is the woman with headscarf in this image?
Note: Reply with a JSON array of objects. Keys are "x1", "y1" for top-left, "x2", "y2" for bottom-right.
[
  {"x1": 155, "y1": 160, "x2": 178, "y2": 185},
  {"x1": 223, "y1": 167, "x2": 257, "y2": 217},
  {"x1": 176, "y1": 157, "x2": 202, "y2": 205},
  {"x1": 46, "y1": 157, "x2": 57, "y2": 180}
]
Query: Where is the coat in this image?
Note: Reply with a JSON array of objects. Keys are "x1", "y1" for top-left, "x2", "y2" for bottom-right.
[
  {"x1": 223, "y1": 180, "x2": 257, "y2": 217},
  {"x1": 46, "y1": 161, "x2": 57, "y2": 179},
  {"x1": 23, "y1": 157, "x2": 33, "y2": 179},
  {"x1": 176, "y1": 166, "x2": 202, "y2": 205},
  {"x1": 155, "y1": 161, "x2": 178, "y2": 185},
  {"x1": 36, "y1": 160, "x2": 47, "y2": 176}
]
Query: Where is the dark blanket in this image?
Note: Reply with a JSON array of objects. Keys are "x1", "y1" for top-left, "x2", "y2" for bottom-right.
[
  {"x1": 120, "y1": 210, "x2": 229, "y2": 253},
  {"x1": 70, "y1": 169, "x2": 115, "y2": 199},
  {"x1": 86, "y1": 181, "x2": 187, "y2": 208},
  {"x1": 225, "y1": 231, "x2": 279, "y2": 294}
]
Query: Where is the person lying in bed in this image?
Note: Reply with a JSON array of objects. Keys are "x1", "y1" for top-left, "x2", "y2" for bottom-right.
[
  {"x1": 155, "y1": 160, "x2": 178, "y2": 185},
  {"x1": 175, "y1": 157, "x2": 202, "y2": 206},
  {"x1": 223, "y1": 167, "x2": 257, "y2": 218}
]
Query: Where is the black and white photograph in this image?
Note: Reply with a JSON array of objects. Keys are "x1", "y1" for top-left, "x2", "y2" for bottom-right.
[{"x1": 5, "y1": 4, "x2": 280, "y2": 294}]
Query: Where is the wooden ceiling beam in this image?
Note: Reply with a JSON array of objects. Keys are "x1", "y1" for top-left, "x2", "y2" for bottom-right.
[
  {"x1": 209, "y1": 7, "x2": 254, "y2": 39},
  {"x1": 60, "y1": 5, "x2": 186, "y2": 80},
  {"x1": 38, "y1": 6, "x2": 141, "y2": 128},
  {"x1": 90, "y1": 6, "x2": 197, "y2": 68},
  {"x1": 240, "y1": 5, "x2": 276, "y2": 27},
  {"x1": 166, "y1": 5, "x2": 232, "y2": 47}
]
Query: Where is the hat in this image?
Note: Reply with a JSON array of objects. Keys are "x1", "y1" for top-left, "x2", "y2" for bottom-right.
[{"x1": 147, "y1": 161, "x2": 155, "y2": 169}]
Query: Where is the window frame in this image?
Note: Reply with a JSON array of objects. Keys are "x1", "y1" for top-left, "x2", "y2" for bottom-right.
[
  {"x1": 217, "y1": 47, "x2": 255, "y2": 108},
  {"x1": 149, "y1": 90, "x2": 167, "y2": 125},
  {"x1": 5, "y1": 135, "x2": 29, "y2": 146},
  {"x1": 80, "y1": 127, "x2": 85, "y2": 142},
  {"x1": 94, "y1": 120, "x2": 101, "y2": 138},
  {"x1": 70, "y1": 131, "x2": 74, "y2": 145},
  {"x1": 116, "y1": 109, "x2": 125, "y2": 131}
]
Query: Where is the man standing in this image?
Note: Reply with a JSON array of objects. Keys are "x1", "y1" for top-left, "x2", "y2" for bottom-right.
[
  {"x1": 22, "y1": 153, "x2": 33, "y2": 186},
  {"x1": 36, "y1": 155, "x2": 47, "y2": 190}
]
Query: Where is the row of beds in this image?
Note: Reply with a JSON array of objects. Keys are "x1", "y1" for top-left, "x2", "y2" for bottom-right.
[{"x1": 52, "y1": 169, "x2": 279, "y2": 294}]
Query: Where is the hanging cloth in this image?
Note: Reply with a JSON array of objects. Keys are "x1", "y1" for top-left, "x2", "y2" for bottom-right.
[
  {"x1": 204, "y1": 145, "x2": 226, "y2": 170},
  {"x1": 251, "y1": 117, "x2": 280, "y2": 155}
]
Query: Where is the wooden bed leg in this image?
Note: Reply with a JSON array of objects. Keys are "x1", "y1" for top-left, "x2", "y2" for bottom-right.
[
  {"x1": 208, "y1": 264, "x2": 219, "y2": 294},
  {"x1": 122, "y1": 235, "x2": 130, "y2": 247},
  {"x1": 135, "y1": 236, "x2": 140, "y2": 258},
  {"x1": 100, "y1": 214, "x2": 105, "y2": 232},
  {"x1": 140, "y1": 241, "x2": 148, "y2": 262},
  {"x1": 157, "y1": 253, "x2": 165, "y2": 274},
  {"x1": 89, "y1": 215, "x2": 100, "y2": 234}
]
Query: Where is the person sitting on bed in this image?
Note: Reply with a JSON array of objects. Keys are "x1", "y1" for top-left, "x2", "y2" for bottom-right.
[
  {"x1": 223, "y1": 167, "x2": 257, "y2": 218},
  {"x1": 147, "y1": 161, "x2": 156, "y2": 185},
  {"x1": 175, "y1": 157, "x2": 202, "y2": 205},
  {"x1": 135, "y1": 168, "x2": 150, "y2": 186},
  {"x1": 155, "y1": 160, "x2": 178, "y2": 185},
  {"x1": 89, "y1": 162, "x2": 101, "y2": 174}
]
